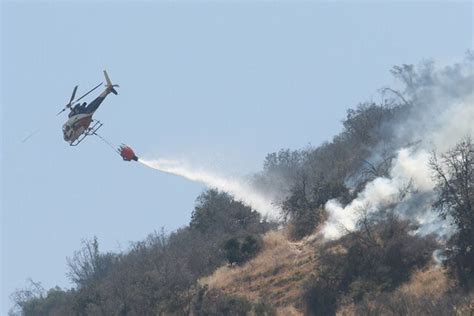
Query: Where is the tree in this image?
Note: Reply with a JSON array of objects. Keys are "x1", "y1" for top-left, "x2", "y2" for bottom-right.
[
  {"x1": 67, "y1": 237, "x2": 117, "y2": 288},
  {"x1": 9, "y1": 280, "x2": 73, "y2": 316},
  {"x1": 190, "y1": 190, "x2": 267, "y2": 236},
  {"x1": 430, "y1": 137, "x2": 474, "y2": 288}
]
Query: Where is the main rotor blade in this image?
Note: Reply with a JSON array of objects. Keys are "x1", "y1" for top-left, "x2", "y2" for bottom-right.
[
  {"x1": 69, "y1": 85, "x2": 78, "y2": 104},
  {"x1": 73, "y1": 82, "x2": 103, "y2": 104},
  {"x1": 57, "y1": 82, "x2": 102, "y2": 116}
]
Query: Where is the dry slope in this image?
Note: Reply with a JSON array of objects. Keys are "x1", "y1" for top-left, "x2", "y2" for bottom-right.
[
  {"x1": 199, "y1": 229, "x2": 474, "y2": 315},
  {"x1": 199, "y1": 230, "x2": 319, "y2": 314}
]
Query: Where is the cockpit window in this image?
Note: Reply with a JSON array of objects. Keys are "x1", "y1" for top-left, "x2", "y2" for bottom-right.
[{"x1": 62, "y1": 124, "x2": 73, "y2": 141}]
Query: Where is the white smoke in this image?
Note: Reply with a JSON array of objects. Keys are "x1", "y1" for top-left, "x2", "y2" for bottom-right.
[
  {"x1": 322, "y1": 149, "x2": 434, "y2": 239},
  {"x1": 138, "y1": 158, "x2": 280, "y2": 219},
  {"x1": 322, "y1": 57, "x2": 474, "y2": 240}
]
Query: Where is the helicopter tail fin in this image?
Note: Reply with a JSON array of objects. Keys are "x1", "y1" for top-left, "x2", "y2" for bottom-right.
[{"x1": 104, "y1": 70, "x2": 119, "y2": 95}]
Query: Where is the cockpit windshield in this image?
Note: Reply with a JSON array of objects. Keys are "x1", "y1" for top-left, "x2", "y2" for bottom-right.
[{"x1": 62, "y1": 123, "x2": 73, "y2": 140}]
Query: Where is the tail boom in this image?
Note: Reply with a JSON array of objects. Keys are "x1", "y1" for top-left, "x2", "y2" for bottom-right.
[{"x1": 104, "y1": 70, "x2": 119, "y2": 95}]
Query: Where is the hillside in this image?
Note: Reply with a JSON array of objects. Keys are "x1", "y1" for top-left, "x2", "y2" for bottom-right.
[
  {"x1": 200, "y1": 230, "x2": 318, "y2": 313},
  {"x1": 10, "y1": 58, "x2": 474, "y2": 315},
  {"x1": 200, "y1": 229, "x2": 473, "y2": 315}
]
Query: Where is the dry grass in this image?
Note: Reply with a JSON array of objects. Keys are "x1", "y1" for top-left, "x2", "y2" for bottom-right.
[
  {"x1": 275, "y1": 305, "x2": 302, "y2": 316},
  {"x1": 336, "y1": 266, "x2": 473, "y2": 316},
  {"x1": 199, "y1": 229, "x2": 320, "y2": 314},
  {"x1": 398, "y1": 266, "x2": 450, "y2": 299},
  {"x1": 199, "y1": 230, "x2": 472, "y2": 315}
]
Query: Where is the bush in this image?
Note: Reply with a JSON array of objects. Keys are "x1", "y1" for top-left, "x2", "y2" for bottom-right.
[
  {"x1": 224, "y1": 234, "x2": 263, "y2": 265},
  {"x1": 10, "y1": 282, "x2": 74, "y2": 316},
  {"x1": 241, "y1": 235, "x2": 263, "y2": 260},
  {"x1": 192, "y1": 287, "x2": 252, "y2": 316},
  {"x1": 224, "y1": 238, "x2": 242, "y2": 265},
  {"x1": 304, "y1": 212, "x2": 439, "y2": 315},
  {"x1": 254, "y1": 299, "x2": 277, "y2": 316},
  {"x1": 304, "y1": 277, "x2": 340, "y2": 316},
  {"x1": 353, "y1": 289, "x2": 474, "y2": 316}
]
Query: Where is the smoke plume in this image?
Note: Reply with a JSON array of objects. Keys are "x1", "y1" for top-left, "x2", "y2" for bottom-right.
[{"x1": 322, "y1": 57, "x2": 474, "y2": 240}]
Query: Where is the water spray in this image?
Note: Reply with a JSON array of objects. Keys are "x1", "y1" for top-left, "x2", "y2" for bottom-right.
[
  {"x1": 115, "y1": 144, "x2": 278, "y2": 217},
  {"x1": 138, "y1": 158, "x2": 279, "y2": 218}
]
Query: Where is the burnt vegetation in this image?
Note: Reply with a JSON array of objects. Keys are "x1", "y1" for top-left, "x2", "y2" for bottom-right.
[
  {"x1": 11, "y1": 59, "x2": 474, "y2": 315},
  {"x1": 304, "y1": 212, "x2": 439, "y2": 315}
]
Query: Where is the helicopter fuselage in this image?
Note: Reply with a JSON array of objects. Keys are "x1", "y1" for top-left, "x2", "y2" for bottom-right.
[
  {"x1": 60, "y1": 70, "x2": 118, "y2": 146},
  {"x1": 62, "y1": 90, "x2": 111, "y2": 144},
  {"x1": 63, "y1": 113, "x2": 93, "y2": 144}
]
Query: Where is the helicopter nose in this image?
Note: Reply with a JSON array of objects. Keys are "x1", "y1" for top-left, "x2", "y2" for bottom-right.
[{"x1": 63, "y1": 129, "x2": 73, "y2": 142}]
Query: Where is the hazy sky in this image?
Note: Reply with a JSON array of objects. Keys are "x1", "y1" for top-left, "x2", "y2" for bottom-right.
[{"x1": 1, "y1": 1, "x2": 472, "y2": 313}]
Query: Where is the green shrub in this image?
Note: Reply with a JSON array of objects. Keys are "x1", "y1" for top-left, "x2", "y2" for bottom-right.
[{"x1": 224, "y1": 234, "x2": 263, "y2": 265}]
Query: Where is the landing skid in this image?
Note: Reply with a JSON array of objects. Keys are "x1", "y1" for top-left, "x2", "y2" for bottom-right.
[{"x1": 70, "y1": 120, "x2": 103, "y2": 146}]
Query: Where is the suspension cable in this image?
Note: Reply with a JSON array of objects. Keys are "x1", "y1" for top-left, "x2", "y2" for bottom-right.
[{"x1": 94, "y1": 132, "x2": 119, "y2": 154}]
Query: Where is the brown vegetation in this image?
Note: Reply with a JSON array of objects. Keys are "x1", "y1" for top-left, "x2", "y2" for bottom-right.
[
  {"x1": 339, "y1": 267, "x2": 474, "y2": 316},
  {"x1": 200, "y1": 230, "x2": 320, "y2": 314}
]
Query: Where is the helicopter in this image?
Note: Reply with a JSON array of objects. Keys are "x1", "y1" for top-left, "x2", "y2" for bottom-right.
[{"x1": 57, "y1": 70, "x2": 119, "y2": 146}]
